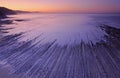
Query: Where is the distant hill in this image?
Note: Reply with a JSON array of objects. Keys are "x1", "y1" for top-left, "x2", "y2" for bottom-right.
[
  {"x1": 0, "y1": 7, "x2": 40, "y2": 19},
  {"x1": 15, "y1": 10, "x2": 32, "y2": 13},
  {"x1": 0, "y1": 7, "x2": 16, "y2": 15},
  {"x1": 15, "y1": 10, "x2": 41, "y2": 14},
  {"x1": 0, "y1": 7, "x2": 17, "y2": 18}
]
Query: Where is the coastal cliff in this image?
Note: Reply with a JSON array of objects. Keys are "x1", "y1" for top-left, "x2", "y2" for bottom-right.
[{"x1": 0, "y1": 7, "x2": 16, "y2": 18}]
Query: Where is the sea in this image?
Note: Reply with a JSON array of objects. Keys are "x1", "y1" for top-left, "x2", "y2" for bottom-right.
[{"x1": 0, "y1": 13, "x2": 120, "y2": 78}]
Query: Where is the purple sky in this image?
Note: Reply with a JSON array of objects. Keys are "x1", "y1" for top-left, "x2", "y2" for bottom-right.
[{"x1": 1, "y1": 0, "x2": 120, "y2": 13}]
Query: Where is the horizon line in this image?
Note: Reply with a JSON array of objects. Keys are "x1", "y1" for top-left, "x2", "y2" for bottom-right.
[{"x1": 1, "y1": 6, "x2": 120, "y2": 14}]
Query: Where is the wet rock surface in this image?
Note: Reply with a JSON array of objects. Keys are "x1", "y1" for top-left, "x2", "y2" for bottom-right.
[{"x1": 0, "y1": 14, "x2": 120, "y2": 78}]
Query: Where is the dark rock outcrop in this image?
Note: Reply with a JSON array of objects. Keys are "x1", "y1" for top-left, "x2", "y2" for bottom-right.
[{"x1": 0, "y1": 12, "x2": 6, "y2": 18}]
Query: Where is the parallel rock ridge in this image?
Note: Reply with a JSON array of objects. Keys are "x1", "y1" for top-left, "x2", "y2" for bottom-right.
[
  {"x1": 0, "y1": 24, "x2": 120, "y2": 78},
  {"x1": 0, "y1": 9, "x2": 120, "y2": 78}
]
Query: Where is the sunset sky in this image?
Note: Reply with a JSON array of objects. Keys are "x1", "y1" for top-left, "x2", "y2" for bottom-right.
[{"x1": 0, "y1": 0, "x2": 120, "y2": 13}]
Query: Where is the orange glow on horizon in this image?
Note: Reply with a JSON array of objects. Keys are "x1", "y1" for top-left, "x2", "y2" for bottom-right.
[
  {"x1": 0, "y1": 0, "x2": 120, "y2": 13},
  {"x1": 1, "y1": 5, "x2": 119, "y2": 13}
]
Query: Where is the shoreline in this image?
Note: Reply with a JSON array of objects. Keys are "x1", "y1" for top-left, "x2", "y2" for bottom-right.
[{"x1": 0, "y1": 13, "x2": 120, "y2": 78}]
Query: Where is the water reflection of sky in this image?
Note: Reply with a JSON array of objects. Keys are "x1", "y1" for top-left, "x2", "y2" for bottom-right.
[{"x1": 4, "y1": 13, "x2": 120, "y2": 45}]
